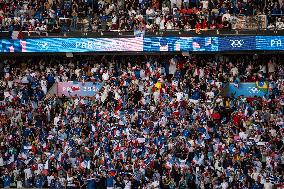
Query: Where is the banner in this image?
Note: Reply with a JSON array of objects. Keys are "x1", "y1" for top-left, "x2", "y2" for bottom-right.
[
  {"x1": 218, "y1": 36, "x2": 256, "y2": 51},
  {"x1": 57, "y1": 82, "x2": 103, "y2": 97},
  {"x1": 143, "y1": 37, "x2": 218, "y2": 51},
  {"x1": 221, "y1": 82, "x2": 269, "y2": 97},
  {"x1": 256, "y1": 36, "x2": 284, "y2": 50},
  {"x1": 0, "y1": 37, "x2": 144, "y2": 52},
  {"x1": 2, "y1": 36, "x2": 284, "y2": 52}
]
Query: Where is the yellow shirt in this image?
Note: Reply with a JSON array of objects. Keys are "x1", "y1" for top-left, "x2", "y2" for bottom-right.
[{"x1": 155, "y1": 82, "x2": 162, "y2": 89}]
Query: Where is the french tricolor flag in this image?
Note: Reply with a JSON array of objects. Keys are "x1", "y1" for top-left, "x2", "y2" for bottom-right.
[{"x1": 10, "y1": 30, "x2": 23, "y2": 39}]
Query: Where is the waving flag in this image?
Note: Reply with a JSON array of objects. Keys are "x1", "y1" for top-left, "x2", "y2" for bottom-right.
[
  {"x1": 20, "y1": 152, "x2": 28, "y2": 160},
  {"x1": 7, "y1": 154, "x2": 15, "y2": 165},
  {"x1": 255, "y1": 81, "x2": 269, "y2": 93},
  {"x1": 10, "y1": 31, "x2": 23, "y2": 39},
  {"x1": 44, "y1": 160, "x2": 49, "y2": 169},
  {"x1": 166, "y1": 157, "x2": 175, "y2": 168},
  {"x1": 80, "y1": 160, "x2": 90, "y2": 169},
  {"x1": 31, "y1": 144, "x2": 37, "y2": 154},
  {"x1": 84, "y1": 147, "x2": 92, "y2": 154},
  {"x1": 144, "y1": 155, "x2": 156, "y2": 166}
]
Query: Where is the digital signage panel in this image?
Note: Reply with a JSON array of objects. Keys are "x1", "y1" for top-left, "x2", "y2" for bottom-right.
[
  {"x1": 218, "y1": 36, "x2": 256, "y2": 51},
  {"x1": 256, "y1": 36, "x2": 284, "y2": 50},
  {"x1": 0, "y1": 37, "x2": 144, "y2": 52},
  {"x1": 1, "y1": 36, "x2": 284, "y2": 53},
  {"x1": 143, "y1": 37, "x2": 218, "y2": 51}
]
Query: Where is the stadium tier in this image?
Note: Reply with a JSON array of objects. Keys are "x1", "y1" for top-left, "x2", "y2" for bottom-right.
[
  {"x1": 0, "y1": 0, "x2": 284, "y2": 33},
  {"x1": 0, "y1": 52, "x2": 283, "y2": 188},
  {"x1": 0, "y1": 0, "x2": 284, "y2": 188}
]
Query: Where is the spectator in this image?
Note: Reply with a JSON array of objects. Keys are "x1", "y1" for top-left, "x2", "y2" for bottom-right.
[
  {"x1": 0, "y1": 54, "x2": 284, "y2": 189},
  {"x1": 0, "y1": 0, "x2": 280, "y2": 32},
  {"x1": 222, "y1": 17, "x2": 231, "y2": 30}
]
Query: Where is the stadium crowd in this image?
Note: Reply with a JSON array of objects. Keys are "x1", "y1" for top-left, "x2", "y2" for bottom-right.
[
  {"x1": 0, "y1": 0, "x2": 284, "y2": 32},
  {"x1": 0, "y1": 54, "x2": 283, "y2": 189}
]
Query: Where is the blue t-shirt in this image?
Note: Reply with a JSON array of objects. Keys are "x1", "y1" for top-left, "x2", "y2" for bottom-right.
[
  {"x1": 106, "y1": 176, "x2": 114, "y2": 187},
  {"x1": 3, "y1": 175, "x2": 11, "y2": 188},
  {"x1": 35, "y1": 177, "x2": 44, "y2": 188},
  {"x1": 86, "y1": 178, "x2": 96, "y2": 189},
  {"x1": 252, "y1": 183, "x2": 264, "y2": 189}
]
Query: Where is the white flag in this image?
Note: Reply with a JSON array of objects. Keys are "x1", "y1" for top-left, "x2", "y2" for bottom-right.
[
  {"x1": 7, "y1": 154, "x2": 15, "y2": 164},
  {"x1": 44, "y1": 160, "x2": 49, "y2": 170}
]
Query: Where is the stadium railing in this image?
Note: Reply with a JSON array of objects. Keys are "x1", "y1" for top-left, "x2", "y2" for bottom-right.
[{"x1": 1, "y1": 14, "x2": 284, "y2": 38}]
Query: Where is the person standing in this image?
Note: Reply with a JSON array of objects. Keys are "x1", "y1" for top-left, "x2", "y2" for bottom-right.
[{"x1": 2, "y1": 171, "x2": 11, "y2": 188}]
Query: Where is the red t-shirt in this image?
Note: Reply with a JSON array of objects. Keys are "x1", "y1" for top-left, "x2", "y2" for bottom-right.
[{"x1": 211, "y1": 112, "x2": 221, "y2": 120}]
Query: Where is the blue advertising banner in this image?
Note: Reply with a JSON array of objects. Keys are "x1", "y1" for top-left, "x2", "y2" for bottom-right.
[
  {"x1": 143, "y1": 37, "x2": 218, "y2": 51},
  {"x1": 57, "y1": 82, "x2": 103, "y2": 97},
  {"x1": 1, "y1": 38, "x2": 144, "y2": 52},
  {"x1": 218, "y1": 36, "x2": 256, "y2": 51},
  {"x1": 221, "y1": 82, "x2": 269, "y2": 97},
  {"x1": 256, "y1": 36, "x2": 284, "y2": 50},
  {"x1": 1, "y1": 36, "x2": 284, "y2": 52}
]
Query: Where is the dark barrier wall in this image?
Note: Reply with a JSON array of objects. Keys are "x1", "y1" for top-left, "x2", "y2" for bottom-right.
[{"x1": 1, "y1": 36, "x2": 284, "y2": 52}]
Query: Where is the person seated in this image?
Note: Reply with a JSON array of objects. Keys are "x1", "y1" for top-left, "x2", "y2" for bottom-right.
[{"x1": 222, "y1": 17, "x2": 231, "y2": 30}]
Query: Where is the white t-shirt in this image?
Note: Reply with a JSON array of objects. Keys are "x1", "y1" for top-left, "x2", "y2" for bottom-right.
[
  {"x1": 231, "y1": 67, "x2": 238, "y2": 76},
  {"x1": 112, "y1": 15, "x2": 117, "y2": 24},
  {"x1": 67, "y1": 176, "x2": 75, "y2": 187},
  {"x1": 200, "y1": 0, "x2": 208, "y2": 9},
  {"x1": 263, "y1": 182, "x2": 273, "y2": 189},
  {"x1": 13, "y1": 169, "x2": 20, "y2": 178},
  {"x1": 176, "y1": 92, "x2": 183, "y2": 102},
  {"x1": 162, "y1": 6, "x2": 169, "y2": 15},
  {"x1": 239, "y1": 132, "x2": 248, "y2": 140},
  {"x1": 268, "y1": 62, "x2": 275, "y2": 73},
  {"x1": 260, "y1": 65, "x2": 267, "y2": 73},
  {"x1": 270, "y1": 129, "x2": 276, "y2": 137},
  {"x1": 153, "y1": 91, "x2": 160, "y2": 102},
  {"x1": 124, "y1": 180, "x2": 131, "y2": 189},
  {"x1": 169, "y1": 58, "x2": 177, "y2": 75},
  {"x1": 54, "y1": 116, "x2": 60, "y2": 126},
  {"x1": 74, "y1": 98, "x2": 79, "y2": 106},
  {"x1": 91, "y1": 67, "x2": 97, "y2": 73},
  {"x1": 251, "y1": 172, "x2": 259, "y2": 181},
  {"x1": 146, "y1": 8, "x2": 154, "y2": 17},
  {"x1": 38, "y1": 163, "x2": 44, "y2": 171},
  {"x1": 24, "y1": 168, "x2": 32, "y2": 180},
  {"x1": 159, "y1": 19, "x2": 165, "y2": 30},
  {"x1": 222, "y1": 13, "x2": 231, "y2": 21},
  {"x1": 75, "y1": 68, "x2": 81, "y2": 77},
  {"x1": 102, "y1": 72, "x2": 109, "y2": 81},
  {"x1": 171, "y1": 0, "x2": 182, "y2": 8},
  {"x1": 17, "y1": 181, "x2": 23, "y2": 188},
  {"x1": 221, "y1": 181, "x2": 229, "y2": 189},
  {"x1": 166, "y1": 21, "x2": 173, "y2": 30},
  {"x1": 47, "y1": 175, "x2": 55, "y2": 186},
  {"x1": 40, "y1": 80, "x2": 47, "y2": 88},
  {"x1": 59, "y1": 177, "x2": 66, "y2": 186},
  {"x1": 206, "y1": 91, "x2": 214, "y2": 101},
  {"x1": 0, "y1": 157, "x2": 3, "y2": 166},
  {"x1": 155, "y1": 17, "x2": 161, "y2": 25}
]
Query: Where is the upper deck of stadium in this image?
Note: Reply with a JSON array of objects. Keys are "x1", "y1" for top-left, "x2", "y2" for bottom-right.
[{"x1": 1, "y1": 0, "x2": 284, "y2": 38}]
